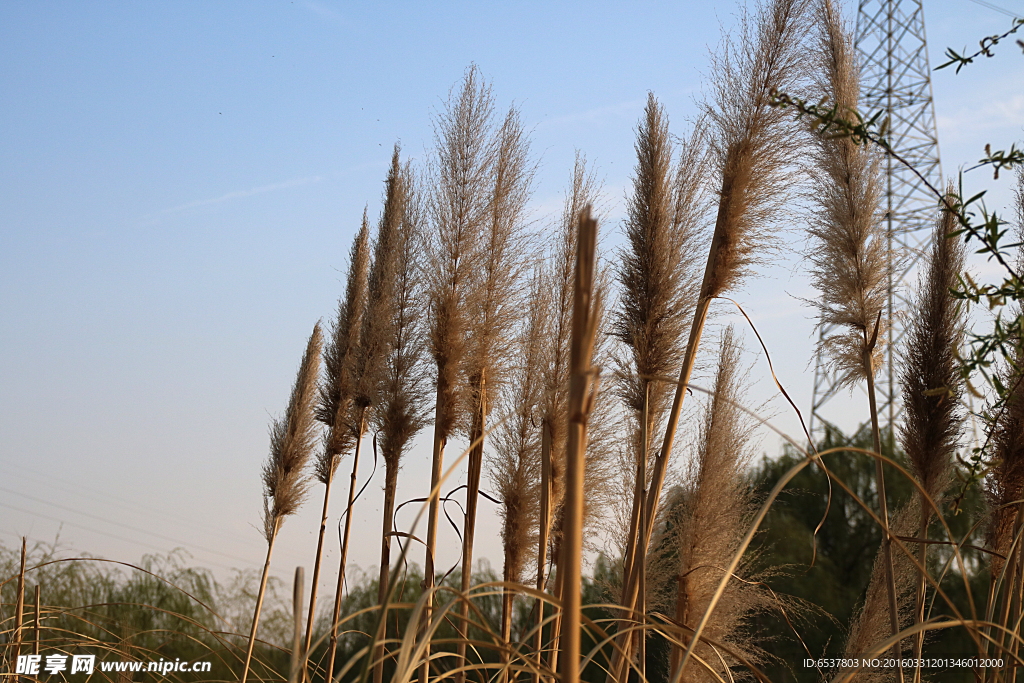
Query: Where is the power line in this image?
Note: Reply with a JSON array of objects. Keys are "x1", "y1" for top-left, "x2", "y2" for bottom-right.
[
  {"x1": 0, "y1": 460, "x2": 247, "y2": 547},
  {"x1": 0, "y1": 500, "x2": 239, "y2": 573},
  {"x1": 0, "y1": 485, "x2": 255, "y2": 567},
  {"x1": 966, "y1": 0, "x2": 1022, "y2": 18}
]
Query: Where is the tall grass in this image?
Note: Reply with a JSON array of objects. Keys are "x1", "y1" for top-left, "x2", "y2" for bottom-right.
[
  {"x1": 242, "y1": 323, "x2": 322, "y2": 683},
  {"x1": 13, "y1": 4, "x2": 1024, "y2": 683}
]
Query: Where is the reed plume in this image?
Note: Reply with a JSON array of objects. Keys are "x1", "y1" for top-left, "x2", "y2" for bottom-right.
[
  {"x1": 612, "y1": 0, "x2": 808, "y2": 677},
  {"x1": 421, "y1": 64, "x2": 492, "y2": 683},
  {"x1": 807, "y1": 0, "x2": 888, "y2": 391},
  {"x1": 666, "y1": 327, "x2": 767, "y2": 680},
  {"x1": 242, "y1": 323, "x2": 322, "y2": 683},
  {"x1": 325, "y1": 146, "x2": 407, "y2": 683},
  {"x1": 808, "y1": 0, "x2": 900, "y2": 666},
  {"x1": 455, "y1": 101, "x2": 534, "y2": 680},
  {"x1": 488, "y1": 265, "x2": 547, "y2": 680},
  {"x1": 612, "y1": 93, "x2": 707, "y2": 676},
  {"x1": 898, "y1": 185, "x2": 966, "y2": 671},
  {"x1": 373, "y1": 160, "x2": 429, "y2": 683},
  {"x1": 303, "y1": 212, "x2": 370, "y2": 661}
]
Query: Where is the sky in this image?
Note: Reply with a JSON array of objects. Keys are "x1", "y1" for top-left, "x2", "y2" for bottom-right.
[{"x1": 2, "y1": 0, "x2": 1022, "y2": 607}]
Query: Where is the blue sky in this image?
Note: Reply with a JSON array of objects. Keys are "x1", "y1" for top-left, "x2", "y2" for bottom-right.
[{"x1": 2, "y1": 0, "x2": 1022, "y2": 602}]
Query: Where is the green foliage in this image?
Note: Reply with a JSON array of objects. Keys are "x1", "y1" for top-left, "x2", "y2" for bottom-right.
[
  {"x1": 748, "y1": 428, "x2": 985, "y2": 682},
  {"x1": 0, "y1": 540, "x2": 291, "y2": 683}
]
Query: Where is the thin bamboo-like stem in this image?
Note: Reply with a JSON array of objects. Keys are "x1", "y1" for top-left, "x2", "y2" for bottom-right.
[
  {"x1": 289, "y1": 567, "x2": 305, "y2": 683},
  {"x1": 863, "y1": 326, "x2": 904, "y2": 681},
  {"x1": 324, "y1": 410, "x2": 366, "y2": 683},
  {"x1": 499, "y1": 562, "x2": 514, "y2": 683},
  {"x1": 533, "y1": 421, "x2": 552, "y2": 683},
  {"x1": 912, "y1": 510, "x2": 928, "y2": 683},
  {"x1": 373, "y1": 461, "x2": 400, "y2": 683},
  {"x1": 456, "y1": 371, "x2": 487, "y2": 683},
  {"x1": 638, "y1": 384, "x2": 649, "y2": 682},
  {"x1": 33, "y1": 584, "x2": 40, "y2": 658},
  {"x1": 420, "y1": 393, "x2": 448, "y2": 683},
  {"x1": 670, "y1": 574, "x2": 688, "y2": 674},
  {"x1": 241, "y1": 517, "x2": 280, "y2": 683},
  {"x1": 610, "y1": 293, "x2": 712, "y2": 683},
  {"x1": 548, "y1": 565, "x2": 563, "y2": 676},
  {"x1": 558, "y1": 207, "x2": 599, "y2": 683},
  {"x1": 303, "y1": 472, "x2": 334, "y2": 660},
  {"x1": 14, "y1": 536, "x2": 25, "y2": 671}
]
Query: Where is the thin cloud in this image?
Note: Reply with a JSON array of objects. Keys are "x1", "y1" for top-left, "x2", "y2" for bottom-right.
[
  {"x1": 155, "y1": 176, "x2": 324, "y2": 216},
  {"x1": 537, "y1": 99, "x2": 645, "y2": 130},
  {"x1": 936, "y1": 93, "x2": 1024, "y2": 142},
  {"x1": 301, "y1": 1, "x2": 354, "y2": 27}
]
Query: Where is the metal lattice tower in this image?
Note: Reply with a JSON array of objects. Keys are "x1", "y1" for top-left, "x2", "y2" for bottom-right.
[{"x1": 809, "y1": 0, "x2": 943, "y2": 442}]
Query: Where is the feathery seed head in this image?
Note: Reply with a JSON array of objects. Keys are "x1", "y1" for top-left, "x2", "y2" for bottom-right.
[
  {"x1": 375, "y1": 161, "x2": 430, "y2": 468},
  {"x1": 665, "y1": 327, "x2": 768, "y2": 677},
  {"x1": 900, "y1": 186, "x2": 966, "y2": 507},
  {"x1": 426, "y1": 64, "x2": 495, "y2": 439},
  {"x1": 807, "y1": 0, "x2": 890, "y2": 390},
  {"x1": 315, "y1": 213, "x2": 371, "y2": 483},
  {"x1": 354, "y1": 145, "x2": 408, "y2": 412},
  {"x1": 703, "y1": 0, "x2": 810, "y2": 299},
  {"x1": 614, "y1": 95, "x2": 705, "y2": 422},
  {"x1": 262, "y1": 322, "x2": 323, "y2": 543}
]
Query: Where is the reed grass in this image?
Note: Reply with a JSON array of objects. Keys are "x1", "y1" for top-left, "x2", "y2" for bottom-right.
[
  {"x1": 536, "y1": 154, "x2": 605, "y2": 677},
  {"x1": 488, "y1": 266, "x2": 547, "y2": 682},
  {"x1": 897, "y1": 186, "x2": 966, "y2": 677},
  {"x1": 243, "y1": 322, "x2": 322, "y2": 683},
  {"x1": 984, "y1": 196, "x2": 1024, "y2": 676},
  {"x1": 456, "y1": 101, "x2": 534, "y2": 683},
  {"x1": 372, "y1": 157, "x2": 430, "y2": 683},
  {"x1": 305, "y1": 209, "x2": 371, "y2": 666},
  {"x1": 662, "y1": 328, "x2": 770, "y2": 680},
  {"x1": 15, "y1": 9, "x2": 1024, "y2": 683},
  {"x1": 422, "y1": 64, "x2": 493, "y2": 683},
  {"x1": 611, "y1": 93, "x2": 706, "y2": 677},
  {"x1": 611, "y1": 0, "x2": 808, "y2": 678},
  {"x1": 806, "y1": 0, "x2": 904, "y2": 669},
  {"x1": 324, "y1": 146, "x2": 410, "y2": 683}
]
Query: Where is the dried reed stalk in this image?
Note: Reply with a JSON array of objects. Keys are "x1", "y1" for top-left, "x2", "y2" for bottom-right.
[
  {"x1": 611, "y1": 0, "x2": 807, "y2": 678},
  {"x1": 303, "y1": 211, "x2": 370, "y2": 662},
  {"x1": 612, "y1": 93, "x2": 705, "y2": 674},
  {"x1": 537, "y1": 156, "x2": 601, "y2": 678},
  {"x1": 372, "y1": 160, "x2": 429, "y2": 683},
  {"x1": 667, "y1": 327, "x2": 767, "y2": 681},
  {"x1": 289, "y1": 568, "x2": 305, "y2": 683},
  {"x1": 421, "y1": 64, "x2": 492, "y2": 683},
  {"x1": 456, "y1": 102, "x2": 534, "y2": 681},
  {"x1": 558, "y1": 206, "x2": 601, "y2": 683},
  {"x1": 808, "y1": 0, "x2": 900, "y2": 667},
  {"x1": 242, "y1": 323, "x2": 322, "y2": 683},
  {"x1": 489, "y1": 266, "x2": 547, "y2": 683},
  {"x1": 15, "y1": 537, "x2": 25, "y2": 680},
  {"x1": 898, "y1": 187, "x2": 965, "y2": 676},
  {"x1": 325, "y1": 147, "x2": 409, "y2": 683}
]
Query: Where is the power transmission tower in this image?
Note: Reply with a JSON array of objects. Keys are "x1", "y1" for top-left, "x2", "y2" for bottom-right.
[{"x1": 808, "y1": 0, "x2": 944, "y2": 442}]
